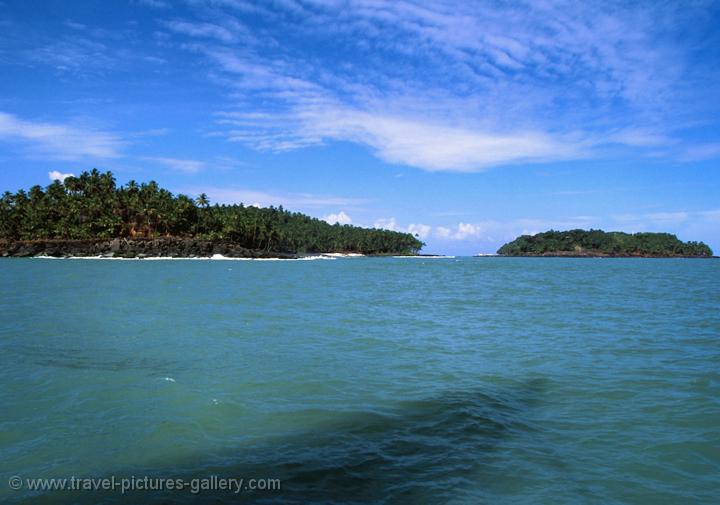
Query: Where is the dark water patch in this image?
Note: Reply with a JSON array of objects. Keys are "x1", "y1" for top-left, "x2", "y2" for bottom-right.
[
  {"x1": 5, "y1": 343, "x2": 186, "y2": 376},
  {"x1": 13, "y1": 384, "x2": 543, "y2": 505}
]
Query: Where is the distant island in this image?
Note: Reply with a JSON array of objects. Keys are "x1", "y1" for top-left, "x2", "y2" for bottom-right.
[
  {"x1": 497, "y1": 229, "x2": 713, "y2": 257},
  {"x1": 0, "y1": 170, "x2": 423, "y2": 258}
]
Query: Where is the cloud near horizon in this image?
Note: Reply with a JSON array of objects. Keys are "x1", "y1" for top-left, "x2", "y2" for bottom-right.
[
  {"x1": 48, "y1": 170, "x2": 74, "y2": 182},
  {"x1": 142, "y1": 156, "x2": 206, "y2": 173},
  {"x1": 0, "y1": 111, "x2": 123, "y2": 160},
  {"x1": 323, "y1": 211, "x2": 352, "y2": 225},
  {"x1": 373, "y1": 218, "x2": 432, "y2": 240},
  {"x1": 174, "y1": 186, "x2": 366, "y2": 210}
]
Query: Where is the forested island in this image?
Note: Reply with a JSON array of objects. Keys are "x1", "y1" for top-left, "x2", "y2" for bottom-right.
[
  {"x1": 497, "y1": 229, "x2": 713, "y2": 257},
  {"x1": 0, "y1": 170, "x2": 423, "y2": 258}
]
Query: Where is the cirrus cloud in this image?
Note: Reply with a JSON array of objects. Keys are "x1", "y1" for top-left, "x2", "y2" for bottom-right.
[
  {"x1": 162, "y1": 0, "x2": 720, "y2": 171},
  {"x1": 0, "y1": 111, "x2": 123, "y2": 160}
]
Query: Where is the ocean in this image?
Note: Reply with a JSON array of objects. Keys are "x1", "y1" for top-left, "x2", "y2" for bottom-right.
[{"x1": 1, "y1": 257, "x2": 718, "y2": 504}]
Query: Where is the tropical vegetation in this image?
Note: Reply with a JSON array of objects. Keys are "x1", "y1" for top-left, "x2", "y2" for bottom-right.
[
  {"x1": 497, "y1": 229, "x2": 713, "y2": 257},
  {"x1": 0, "y1": 170, "x2": 424, "y2": 255}
]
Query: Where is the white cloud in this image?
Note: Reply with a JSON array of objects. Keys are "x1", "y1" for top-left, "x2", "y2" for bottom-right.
[
  {"x1": 143, "y1": 55, "x2": 168, "y2": 65},
  {"x1": 373, "y1": 217, "x2": 398, "y2": 231},
  {"x1": 433, "y1": 222, "x2": 485, "y2": 240},
  {"x1": 0, "y1": 111, "x2": 123, "y2": 160},
  {"x1": 604, "y1": 128, "x2": 674, "y2": 148},
  {"x1": 323, "y1": 211, "x2": 352, "y2": 225},
  {"x1": 205, "y1": 50, "x2": 321, "y2": 96},
  {"x1": 127, "y1": 127, "x2": 170, "y2": 138},
  {"x1": 423, "y1": 212, "x2": 719, "y2": 254},
  {"x1": 435, "y1": 226, "x2": 452, "y2": 239},
  {"x1": 407, "y1": 223, "x2": 431, "y2": 240},
  {"x1": 433, "y1": 217, "x2": 599, "y2": 242},
  {"x1": 143, "y1": 156, "x2": 205, "y2": 173},
  {"x1": 64, "y1": 20, "x2": 86, "y2": 30},
  {"x1": 294, "y1": 106, "x2": 587, "y2": 172},
  {"x1": 136, "y1": 0, "x2": 170, "y2": 8},
  {"x1": 645, "y1": 212, "x2": 689, "y2": 225},
  {"x1": 428, "y1": 211, "x2": 719, "y2": 251},
  {"x1": 456, "y1": 222, "x2": 482, "y2": 240},
  {"x1": 210, "y1": 66, "x2": 589, "y2": 171},
  {"x1": 373, "y1": 218, "x2": 431, "y2": 238},
  {"x1": 48, "y1": 170, "x2": 74, "y2": 182},
  {"x1": 611, "y1": 210, "x2": 715, "y2": 229},
  {"x1": 25, "y1": 36, "x2": 114, "y2": 73},
  {"x1": 164, "y1": 20, "x2": 244, "y2": 43},
  {"x1": 680, "y1": 143, "x2": 720, "y2": 162},
  {"x1": 166, "y1": 0, "x2": 718, "y2": 171},
  {"x1": 315, "y1": 1, "x2": 683, "y2": 109},
  {"x1": 699, "y1": 210, "x2": 720, "y2": 223}
]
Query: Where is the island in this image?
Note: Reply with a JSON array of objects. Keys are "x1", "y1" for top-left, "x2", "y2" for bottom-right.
[
  {"x1": 0, "y1": 170, "x2": 424, "y2": 258},
  {"x1": 497, "y1": 229, "x2": 713, "y2": 257}
]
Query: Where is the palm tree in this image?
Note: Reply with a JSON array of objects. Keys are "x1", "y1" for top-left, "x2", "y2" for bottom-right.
[
  {"x1": 0, "y1": 170, "x2": 425, "y2": 254},
  {"x1": 196, "y1": 193, "x2": 209, "y2": 208}
]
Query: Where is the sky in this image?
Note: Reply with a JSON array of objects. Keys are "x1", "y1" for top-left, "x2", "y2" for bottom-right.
[{"x1": 0, "y1": 0, "x2": 719, "y2": 255}]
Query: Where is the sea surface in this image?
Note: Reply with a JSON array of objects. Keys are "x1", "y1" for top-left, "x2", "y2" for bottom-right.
[{"x1": 1, "y1": 257, "x2": 718, "y2": 504}]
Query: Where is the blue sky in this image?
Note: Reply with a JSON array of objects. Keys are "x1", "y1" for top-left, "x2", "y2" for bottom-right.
[{"x1": 1, "y1": 0, "x2": 719, "y2": 255}]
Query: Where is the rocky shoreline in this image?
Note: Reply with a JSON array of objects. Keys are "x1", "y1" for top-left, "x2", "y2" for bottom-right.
[{"x1": 0, "y1": 238, "x2": 299, "y2": 259}]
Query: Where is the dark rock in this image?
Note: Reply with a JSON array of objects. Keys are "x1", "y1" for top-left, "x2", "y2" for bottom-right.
[{"x1": 0, "y1": 238, "x2": 299, "y2": 260}]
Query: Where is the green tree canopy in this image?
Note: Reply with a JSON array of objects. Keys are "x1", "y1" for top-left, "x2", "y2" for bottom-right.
[
  {"x1": 497, "y1": 229, "x2": 712, "y2": 257},
  {"x1": 0, "y1": 170, "x2": 424, "y2": 255}
]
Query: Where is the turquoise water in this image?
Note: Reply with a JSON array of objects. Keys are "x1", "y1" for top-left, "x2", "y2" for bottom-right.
[{"x1": 1, "y1": 257, "x2": 718, "y2": 504}]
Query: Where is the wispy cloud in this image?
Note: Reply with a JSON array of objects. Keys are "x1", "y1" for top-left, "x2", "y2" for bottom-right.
[
  {"x1": 699, "y1": 210, "x2": 720, "y2": 223},
  {"x1": 0, "y1": 111, "x2": 123, "y2": 160},
  {"x1": 142, "y1": 156, "x2": 205, "y2": 173},
  {"x1": 288, "y1": 106, "x2": 587, "y2": 172},
  {"x1": 202, "y1": 51, "x2": 592, "y2": 170},
  {"x1": 611, "y1": 209, "x2": 720, "y2": 229},
  {"x1": 135, "y1": 0, "x2": 171, "y2": 9},
  {"x1": 163, "y1": 19, "x2": 247, "y2": 43},
  {"x1": 175, "y1": 186, "x2": 366, "y2": 209},
  {"x1": 63, "y1": 20, "x2": 87, "y2": 31},
  {"x1": 158, "y1": 0, "x2": 718, "y2": 171},
  {"x1": 679, "y1": 143, "x2": 720, "y2": 162},
  {"x1": 603, "y1": 128, "x2": 675, "y2": 148},
  {"x1": 127, "y1": 127, "x2": 171, "y2": 138},
  {"x1": 24, "y1": 36, "x2": 114, "y2": 72},
  {"x1": 644, "y1": 211, "x2": 690, "y2": 225},
  {"x1": 142, "y1": 55, "x2": 168, "y2": 65}
]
